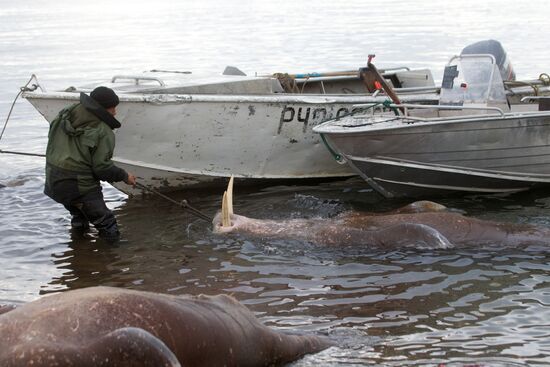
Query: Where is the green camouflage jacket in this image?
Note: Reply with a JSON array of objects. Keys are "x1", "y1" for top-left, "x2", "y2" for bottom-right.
[{"x1": 44, "y1": 102, "x2": 127, "y2": 204}]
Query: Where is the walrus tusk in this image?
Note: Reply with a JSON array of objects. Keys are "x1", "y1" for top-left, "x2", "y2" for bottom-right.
[
  {"x1": 222, "y1": 191, "x2": 230, "y2": 227},
  {"x1": 227, "y1": 175, "x2": 234, "y2": 216},
  {"x1": 221, "y1": 176, "x2": 235, "y2": 227}
]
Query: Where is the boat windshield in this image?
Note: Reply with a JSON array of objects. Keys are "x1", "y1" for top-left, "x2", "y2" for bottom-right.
[{"x1": 439, "y1": 54, "x2": 507, "y2": 107}]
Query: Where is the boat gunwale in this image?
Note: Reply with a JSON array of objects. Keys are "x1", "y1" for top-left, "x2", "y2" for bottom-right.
[
  {"x1": 314, "y1": 110, "x2": 550, "y2": 134},
  {"x1": 21, "y1": 90, "x2": 440, "y2": 105}
]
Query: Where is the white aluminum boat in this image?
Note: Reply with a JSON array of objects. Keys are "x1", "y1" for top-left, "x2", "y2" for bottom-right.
[
  {"x1": 314, "y1": 54, "x2": 550, "y2": 198},
  {"x1": 22, "y1": 65, "x2": 439, "y2": 194}
]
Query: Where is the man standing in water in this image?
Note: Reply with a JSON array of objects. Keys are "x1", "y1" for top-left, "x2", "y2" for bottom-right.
[{"x1": 44, "y1": 86, "x2": 135, "y2": 242}]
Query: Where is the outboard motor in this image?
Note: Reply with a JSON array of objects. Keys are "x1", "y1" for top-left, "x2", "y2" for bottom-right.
[{"x1": 461, "y1": 40, "x2": 516, "y2": 81}]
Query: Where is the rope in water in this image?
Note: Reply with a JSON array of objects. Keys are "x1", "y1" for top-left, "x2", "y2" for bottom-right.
[
  {"x1": 134, "y1": 182, "x2": 212, "y2": 222},
  {"x1": 0, "y1": 75, "x2": 45, "y2": 157}
]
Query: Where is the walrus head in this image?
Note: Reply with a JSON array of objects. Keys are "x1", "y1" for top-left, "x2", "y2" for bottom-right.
[{"x1": 212, "y1": 212, "x2": 252, "y2": 233}]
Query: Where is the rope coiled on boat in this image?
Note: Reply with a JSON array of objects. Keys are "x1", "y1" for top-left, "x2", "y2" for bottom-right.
[
  {"x1": 273, "y1": 73, "x2": 300, "y2": 93},
  {"x1": 504, "y1": 73, "x2": 550, "y2": 96}
]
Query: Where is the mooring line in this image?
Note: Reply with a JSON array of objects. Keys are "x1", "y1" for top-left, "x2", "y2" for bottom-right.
[
  {"x1": 0, "y1": 149, "x2": 45, "y2": 157},
  {"x1": 0, "y1": 75, "x2": 43, "y2": 157},
  {"x1": 134, "y1": 182, "x2": 213, "y2": 222}
]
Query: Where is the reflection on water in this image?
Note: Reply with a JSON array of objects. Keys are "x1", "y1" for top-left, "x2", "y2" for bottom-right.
[
  {"x1": 2, "y1": 0, "x2": 550, "y2": 365},
  {"x1": 3, "y1": 177, "x2": 548, "y2": 365}
]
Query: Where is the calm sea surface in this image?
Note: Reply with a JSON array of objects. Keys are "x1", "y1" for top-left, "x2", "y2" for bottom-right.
[{"x1": 1, "y1": 0, "x2": 550, "y2": 365}]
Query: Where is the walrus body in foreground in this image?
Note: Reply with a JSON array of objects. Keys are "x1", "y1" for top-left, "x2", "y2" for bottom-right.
[
  {"x1": 0, "y1": 286, "x2": 331, "y2": 366},
  {"x1": 214, "y1": 198, "x2": 550, "y2": 248}
]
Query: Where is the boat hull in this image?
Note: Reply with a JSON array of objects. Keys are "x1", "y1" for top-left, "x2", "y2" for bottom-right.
[
  {"x1": 322, "y1": 113, "x2": 550, "y2": 197},
  {"x1": 26, "y1": 92, "x2": 442, "y2": 193}
]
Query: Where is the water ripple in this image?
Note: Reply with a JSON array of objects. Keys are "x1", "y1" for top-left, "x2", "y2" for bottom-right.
[{"x1": 2, "y1": 1, "x2": 550, "y2": 364}]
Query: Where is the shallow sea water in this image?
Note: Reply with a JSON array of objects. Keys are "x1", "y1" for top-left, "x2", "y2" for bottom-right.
[{"x1": 1, "y1": 0, "x2": 550, "y2": 365}]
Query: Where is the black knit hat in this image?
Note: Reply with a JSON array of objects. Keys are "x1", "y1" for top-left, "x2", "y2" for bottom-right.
[{"x1": 90, "y1": 86, "x2": 119, "y2": 109}]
